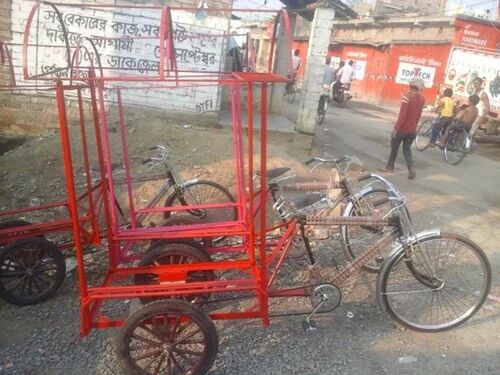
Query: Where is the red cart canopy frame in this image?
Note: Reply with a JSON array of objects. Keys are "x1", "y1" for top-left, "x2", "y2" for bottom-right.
[
  {"x1": 24, "y1": 2, "x2": 299, "y2": 337},
  {"x1": 22, "y1": 2, "x2": 295, "y2": 84},
  {"x1": 0, "y1": 39, "x2": 104, "y2": 248}
]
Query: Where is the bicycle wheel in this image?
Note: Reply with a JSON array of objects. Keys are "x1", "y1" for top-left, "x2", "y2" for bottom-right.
[
  {"x1": 134, "y1": 241, "x2": 214, "y2": 305},
  {"x1": 340, "y1": 189, "x2": 401, "y2": 273},
  {"x1": 0, "y1": 238, "x2": 66, "y2": 305},
  {"x1": 316, "y1": 100, "x2": 326, "y2": 125},
  {"x1": 286, "y1": 84, "x2": 296, "y2": 103},
  {"x1": 164, "y1": 180, "x2": 236, "y2": 224},
  {"x1": 415, "y1": 119, "x2": 434, "y2": 151},
  {"x1": 336, "y1": 90, "x2": 346, "y2": 107},
  {"x1": 379, "y1": 233, "x2": 491, "y2": 332},
  {"x1": 443, "y1": 129, "x2": 467, "y2": 165},
  {"x1": 116, "y1": 300, "x2": 218, "y2": 375}
]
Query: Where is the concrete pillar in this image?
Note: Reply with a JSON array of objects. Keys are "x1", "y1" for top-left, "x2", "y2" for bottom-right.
[
  {"x1": 295, "y1": 5, "x2": 335, "y2": 134},
  {"x1": 269, "y1": 13, "x2": 296, "y2": 114}
]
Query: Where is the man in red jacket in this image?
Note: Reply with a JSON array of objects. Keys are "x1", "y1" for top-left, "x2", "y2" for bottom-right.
[{"x1": 382, "y1": 77, "x2": 425, "y2": 179}]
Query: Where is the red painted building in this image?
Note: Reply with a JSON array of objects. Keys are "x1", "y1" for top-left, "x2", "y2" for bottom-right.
[{"x1": 293, "y1": 14, "x2": 500, "y2": 110}]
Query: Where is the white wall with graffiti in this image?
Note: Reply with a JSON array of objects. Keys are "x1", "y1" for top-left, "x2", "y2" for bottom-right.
[{"x1": 10, "y1": 1, "x2": 231, "y2": 115}]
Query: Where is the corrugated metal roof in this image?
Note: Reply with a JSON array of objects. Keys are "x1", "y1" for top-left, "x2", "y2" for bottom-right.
[{"x1": 280, "y1": 0, "x2": 358, "y2": 22}]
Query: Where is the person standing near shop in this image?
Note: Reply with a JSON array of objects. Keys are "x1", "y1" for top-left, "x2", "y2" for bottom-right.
[
  {"x1": 292, "y1": 49, "x2": 301, "y2": 76},
  {"x1": 381, "y1": 77, "x2": 426, "y2": 179},
  {"x1": 470, "y1": 77, "x2": 490, "y2": 137}
]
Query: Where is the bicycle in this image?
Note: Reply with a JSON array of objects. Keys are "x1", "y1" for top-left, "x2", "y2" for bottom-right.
[
  {"x1": 270, "y1": 182, "x2": 492, "y2": 333},
  {"x1": 415, "y1": 117, "x2": 437, "y2": 151},
  {"x1": 300, "y1": 156, "x2": 408, "y2": 273},
  {"x1": 415, "y1": 118, "x2": 477, "y2": 165},
  {"x1": 316, "y1": 85, "x2": 330, "y2": 125},
  {"x1": 443, "y1": 127, "x2": 476, "y2": 165},
  {"x1": 285, "y1": 78, "x2": 297, "y2": 103}
]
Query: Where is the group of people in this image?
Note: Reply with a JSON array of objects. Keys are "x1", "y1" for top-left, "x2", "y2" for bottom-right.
[
  {"x1": 382, "y1": 76, "x2": 490, "y2": 179},
  {"x1": 322, "y1": 58, "x2": 355, "y2": 94},
  {"x1": 317, "y1": 57, "x2": 355, "y2": 111},
  {"x1": 289, "y1": 49, "x2": 490, "y2": 182},
  {"x1": 291, "y1": 51, "x2": 355, "y2": 87}
]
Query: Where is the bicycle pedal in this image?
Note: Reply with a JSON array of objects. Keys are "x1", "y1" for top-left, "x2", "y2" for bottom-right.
[{"x1": 302, "y1": 319, "x2": 317, "y2": 332}]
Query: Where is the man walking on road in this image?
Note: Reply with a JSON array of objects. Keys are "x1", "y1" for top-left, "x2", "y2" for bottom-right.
[{"x1": 381, "y1": 77, "x2": 426, "y2": 179}]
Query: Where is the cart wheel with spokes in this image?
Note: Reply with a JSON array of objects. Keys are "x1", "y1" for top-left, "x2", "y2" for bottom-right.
[
  {"x1": 134, "y1": 241, "x2": 214, "y2": 305},
  {"x1": 0, "y1": 237, "x2": 66, "y2": 305},
  {"x1": 116, "y1": 300, "x2": 218, "y2": 375}
]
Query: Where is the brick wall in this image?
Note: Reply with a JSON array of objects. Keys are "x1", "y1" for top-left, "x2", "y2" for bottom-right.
[{"x1": 1, "y1": 0, "x2": 232, "y2": 135}]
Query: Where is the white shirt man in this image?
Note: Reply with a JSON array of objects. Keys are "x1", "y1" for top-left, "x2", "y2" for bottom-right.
[
  {"x1": 292, "y1": 49, "x2": 301, "y2": 74},
  {"x1": 338, "y1": 60, "x2": 355, "y2": 86},
  {"x1": 470, "y1": 77, "x2": 491, "y2": 136}
]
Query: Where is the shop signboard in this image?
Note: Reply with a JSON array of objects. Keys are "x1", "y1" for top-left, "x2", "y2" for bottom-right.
[
  {"x1": 444, "y1": 48, "x2": 500, "y2": 113},
  {"x1": 395, "y1": 62, "x2": 436, "y2": 88}
]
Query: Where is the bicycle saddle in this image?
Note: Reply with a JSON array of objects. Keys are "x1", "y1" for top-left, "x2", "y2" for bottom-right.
[
  {"x1": 286, "y1": 192, "x2": 326, "y2": 209},
  {"x1": 255, "y1": 167, "x2": 291, "y2": 180}
]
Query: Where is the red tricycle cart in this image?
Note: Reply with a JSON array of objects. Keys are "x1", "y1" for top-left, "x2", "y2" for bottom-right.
[{"x1": 16, "y1": 2, "x2": 492, "y2": 374}]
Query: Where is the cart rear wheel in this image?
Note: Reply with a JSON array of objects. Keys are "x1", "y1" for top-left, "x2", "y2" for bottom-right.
[
  {"x1": 135, "y1": 242, "x2": 214, "y2": 305},
  {"x1": 116, "y1": 300, "x2": 218, "y2": 375},
  {"x1": 0, "y1": 238, "x2": 66, "y2": 305}
]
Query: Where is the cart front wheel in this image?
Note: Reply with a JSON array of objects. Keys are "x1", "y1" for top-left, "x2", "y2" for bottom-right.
[
  {"x1": 0, "y1": 238, "x2": 66, "y2": 305},
  {"x1": 116, "y1": 300, "x2": 218, "y2": 375}
]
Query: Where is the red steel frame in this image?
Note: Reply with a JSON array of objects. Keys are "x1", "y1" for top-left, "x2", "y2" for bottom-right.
[
  {"x1": 0, "y1": 40, "x2": 103, "y2": 250},
  {"x1": 22, "y1": 3, "x2": 298, "y2": 336}
]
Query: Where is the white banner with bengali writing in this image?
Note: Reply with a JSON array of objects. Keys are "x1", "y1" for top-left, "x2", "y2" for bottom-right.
[{"x1": 10, "y1": 1, "x2": 230, "y2": 114}]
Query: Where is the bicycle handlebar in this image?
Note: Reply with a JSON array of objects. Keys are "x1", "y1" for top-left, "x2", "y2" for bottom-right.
[
  {"x1": 372, "y1": 197, "x2": 390, "y2": 207},
  {"x1": 304, "y1": 155, "x2": 353, "y2": 166},
  {"x1": 357, "y1": 173, "x2": 371, "y2": 182},
  {"x1": 278, "y1": 181, "x2": 336, "y2": 191}
]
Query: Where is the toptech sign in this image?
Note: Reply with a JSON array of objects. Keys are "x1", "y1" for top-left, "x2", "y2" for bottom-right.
[{"x1": 395, "y1": 62, "x2": 436, "y2": 88}]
